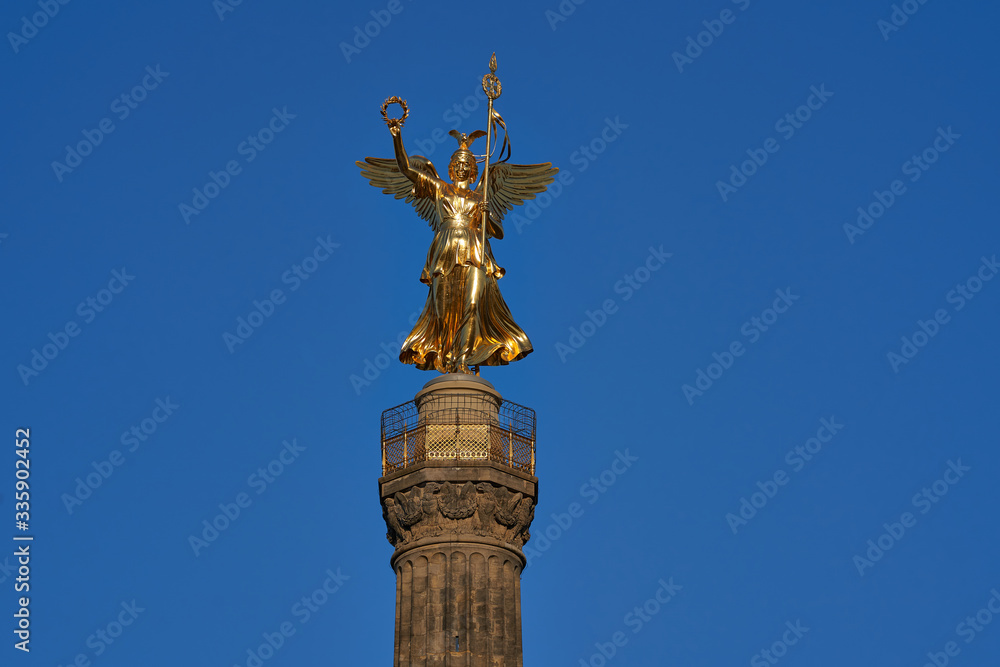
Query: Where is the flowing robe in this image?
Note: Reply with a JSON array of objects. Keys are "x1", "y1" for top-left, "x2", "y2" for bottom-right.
[{"x1": 399, "y1": 174, "x2": 532, "y2": 373}]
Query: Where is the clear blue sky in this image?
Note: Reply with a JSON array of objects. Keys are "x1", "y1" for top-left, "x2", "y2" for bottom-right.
[{"x1": 4, "y1": 0, "x2": 1000, "y2": 664}]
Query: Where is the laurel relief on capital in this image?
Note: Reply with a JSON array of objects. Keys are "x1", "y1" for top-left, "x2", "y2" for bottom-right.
[{"x1": 382, "y1": 481, "x2": 535, "y2": 548}]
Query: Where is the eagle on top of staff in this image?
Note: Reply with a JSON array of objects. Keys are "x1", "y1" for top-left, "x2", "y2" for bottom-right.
[{"x1": 357, "y1": 54, "x2": 558, "y2": 375}]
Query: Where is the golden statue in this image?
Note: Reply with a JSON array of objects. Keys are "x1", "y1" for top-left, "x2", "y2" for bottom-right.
[{"x1": 358, "y1": 55, "x2": 557, "y2": 374}]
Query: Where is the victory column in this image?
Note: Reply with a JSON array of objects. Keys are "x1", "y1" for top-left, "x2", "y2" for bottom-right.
[{"x1": 358, "y1": 55, "x2": 556, "y2": 666}]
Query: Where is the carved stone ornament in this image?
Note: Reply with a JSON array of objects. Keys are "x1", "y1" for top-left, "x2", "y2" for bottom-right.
[{"x1": 382, "y1": 481, "x2": 535, "y2": 548}]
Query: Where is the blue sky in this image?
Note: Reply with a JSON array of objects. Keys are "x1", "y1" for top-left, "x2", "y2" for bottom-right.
[{"x1": 3, "y1": 0, "x2": 1000, "y2": 665}]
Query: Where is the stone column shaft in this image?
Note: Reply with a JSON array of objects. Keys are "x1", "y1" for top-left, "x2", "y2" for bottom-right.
[{"x1": 394, "y1": 545, "x2": 523, "y2": 666}]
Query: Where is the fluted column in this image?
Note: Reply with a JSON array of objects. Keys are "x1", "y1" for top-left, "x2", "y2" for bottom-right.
[{"x1": 393, "y1": 545, "x2": 524, "y2": 666}]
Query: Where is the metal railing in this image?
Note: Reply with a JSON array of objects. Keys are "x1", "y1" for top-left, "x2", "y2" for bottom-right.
[{"x1": 381, "y1": 393, "x2": 535, "y2": 475}]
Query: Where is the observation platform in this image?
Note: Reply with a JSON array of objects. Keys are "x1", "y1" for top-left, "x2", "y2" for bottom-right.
[{"x1": 380, "y1": 373, "x2": 536, "y2": 476}]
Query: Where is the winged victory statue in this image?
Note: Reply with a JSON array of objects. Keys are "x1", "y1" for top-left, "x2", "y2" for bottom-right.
[{"x1": 357, "y1": 55, "x2": 558, "y2": 375}]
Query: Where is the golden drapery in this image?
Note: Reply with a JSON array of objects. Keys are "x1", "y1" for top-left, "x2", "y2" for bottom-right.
[
  {"x1": 357, "y1": 114, "x2": 556, "y2": 375},
  {"x1": 400, "y1": 175, "x2": 531, "y2": 373}
]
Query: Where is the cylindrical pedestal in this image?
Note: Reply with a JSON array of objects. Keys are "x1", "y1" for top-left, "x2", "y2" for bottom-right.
[
  {"x1": 380, "y1": 375, "x2": 537, "y2": 667},
  {"x1": 414, "y1": 374, "x2": 502, "y2": 425}
]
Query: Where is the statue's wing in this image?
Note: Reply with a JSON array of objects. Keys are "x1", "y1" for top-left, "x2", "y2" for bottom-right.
[
  {"x1": 356, "y1": 156, "x2": 441, "y2": 228},
  {"x1": 475, "y1": 162, "x2": 558, "y2": 240}
]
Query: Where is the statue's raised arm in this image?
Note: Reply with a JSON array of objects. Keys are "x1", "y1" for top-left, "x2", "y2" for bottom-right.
[
  {"x1": 356, "y1": 97, "x2": 442, "y2": 228},
  {"x1": 389, "y1": 124, "x2": 424, "y2": 186}
]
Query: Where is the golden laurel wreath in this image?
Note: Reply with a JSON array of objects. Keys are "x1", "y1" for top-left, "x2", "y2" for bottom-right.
[
  {"x1": 482, "y1": 73, "x2": 501, "y2": 100},
  {"x1": 380, "y1": 96, "x2": 409, "y2": 128}
]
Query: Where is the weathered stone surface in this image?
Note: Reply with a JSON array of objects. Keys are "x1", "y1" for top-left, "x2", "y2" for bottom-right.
[
  {"x1": 381, "y1": 465, "x2": 536, "y2": 666},
  {"x1": 381, "y1": 375, "x2": 537, "y2": 666},
  {"x1": 381, "y1": 474, "x2": 535, "y2": 551},
  {"x1": 392, "y1": 545, "x2": 524, "y2": 667}
]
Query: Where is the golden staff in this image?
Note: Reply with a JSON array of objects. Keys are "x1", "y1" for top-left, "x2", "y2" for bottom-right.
[{"x1": 481, "y1": 53, "x2": 502, "y2": 253}]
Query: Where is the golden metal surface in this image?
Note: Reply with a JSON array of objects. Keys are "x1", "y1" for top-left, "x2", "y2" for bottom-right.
[
  {"x1": 380, "y1": 96, "x2": 408, "y2": 128},
  {"x1": 426, "y1": 424, "x2": 489, "y2": 460},
  {"x1": 358, "y1": 55, "x2": 558, "y2": 375},
  {"x1": 480, "y1": 53, "x2": 501, "y2": 267}
]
